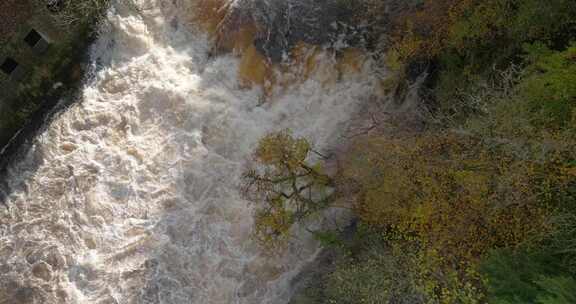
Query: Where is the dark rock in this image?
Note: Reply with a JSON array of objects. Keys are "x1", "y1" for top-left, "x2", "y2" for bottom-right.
[{"x1": 251, "y1": 0, "x2": 355, "y2": 62}]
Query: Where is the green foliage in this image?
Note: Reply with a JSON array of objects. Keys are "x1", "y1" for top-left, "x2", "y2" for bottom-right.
[
  {"x1": 447, "y1": 20, "x2": 576, "y2": 304},
  {"x1": 519, "y1": 43, "x2": 576, "y2": 129},
  {"x1": 535, "y1": 276, "x2": 576, "y2": 304},
  {"x1": 447, "y1": 0, "x2": 576, "y2": 51},
  {"x1": 323, "y1": 242, "x2": 424, "y2": 304},
  {"x1": 296, "y1": 230, "x2": 427, "y2": 304},
  {"x1": 295, "y1": 225, "x2": 484, "y2": 304},
  {"x1": 544, "y1": 213, "x2": 576, "y2": 275},
  {"x1": 387, "y1": 0, "x2": 576, "y2": 124},
  {"x1": 505, "y1": 0, "x2": 576, "y2": 47},
  {"x1": 272, "y1": 2, "x2": 576, "y2": 303},
  {"x1": 481, "y1": 248, "x2": 576, "y2": 304},
  {"x1": 312, "y1": 230, "x2": 344, "y2": 248}
]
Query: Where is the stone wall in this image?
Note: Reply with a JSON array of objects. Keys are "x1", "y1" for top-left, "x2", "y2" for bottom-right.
[
  {"x1": 0, "y1": 1, "x2": 76, "y2": 101},
  {"x1": 0, "y1": 0, "x2": 92, "y2": 148}
]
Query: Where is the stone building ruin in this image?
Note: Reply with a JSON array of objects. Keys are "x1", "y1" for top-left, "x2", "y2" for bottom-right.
[{"x1": 0, "y1": 0, "x2": 78, "y2": 106}]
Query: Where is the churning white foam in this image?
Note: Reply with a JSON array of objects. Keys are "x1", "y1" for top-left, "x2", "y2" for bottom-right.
[{"x1": 0, "y1": 0, "x2": 379, "y2": 303}]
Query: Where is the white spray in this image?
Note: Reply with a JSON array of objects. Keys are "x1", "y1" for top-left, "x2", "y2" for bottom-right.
[{"x1": 0, "y1": 0, "x2": 380, "y2": 303}]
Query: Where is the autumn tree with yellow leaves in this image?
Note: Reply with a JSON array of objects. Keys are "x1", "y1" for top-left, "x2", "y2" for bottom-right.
[
  {"x1": 241, "y1": 130, "x2": 334, "y2": 250},
  {"x1": 341, "y1": 133, "x2": 552, "y2": 263}
]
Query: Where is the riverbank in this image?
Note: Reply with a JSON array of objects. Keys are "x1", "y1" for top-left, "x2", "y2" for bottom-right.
[
  {"x1": 0, "y1": 18, "x2": 103, "y2": 195},
  {"x1": 284, "y1": 0, "x2": 576, "y2": 303}
]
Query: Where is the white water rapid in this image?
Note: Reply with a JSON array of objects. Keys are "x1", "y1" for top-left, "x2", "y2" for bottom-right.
[{"x1": 0, "y1": 0, "x2": 380, "y2": 303}]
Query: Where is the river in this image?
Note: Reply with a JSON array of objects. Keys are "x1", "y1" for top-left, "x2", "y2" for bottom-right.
[{"x1": 0, "y1": 0, "x2": 380, "y2": 303}]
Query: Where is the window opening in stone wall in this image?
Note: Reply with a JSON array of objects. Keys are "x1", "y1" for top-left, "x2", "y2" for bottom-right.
[
  {"x1": 0, "y1": 58, "x2": 19, "y2": 76},
  {"x1": 24, "y1": 29, "x2": 43, "y2": 48}
]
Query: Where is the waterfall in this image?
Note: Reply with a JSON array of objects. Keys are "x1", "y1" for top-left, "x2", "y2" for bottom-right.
[{"x1": 0, "y1": 0, "x2": 380, "y2": 303}]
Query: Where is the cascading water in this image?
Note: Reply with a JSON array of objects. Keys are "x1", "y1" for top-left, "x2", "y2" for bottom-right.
[{"x1": 0, "y1": 0, "x2": 382, "y2": 303}]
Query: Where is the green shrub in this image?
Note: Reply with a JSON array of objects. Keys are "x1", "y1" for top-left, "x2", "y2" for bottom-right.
[
  {"x1": 481, "y1": 248, "x2": 576, "y2": 304},
  {"x1": 426, "y1": 0, "x2": 576, "y2": 124},
  {"x1": 535, "y1": 276, "x2": 576, "y2": 304},
  {"x1": 296, "y1": 230, "x2": 427, "y2": 304},
  {"x1": 323, "y1": 245, "x2": 424, "y2": 304},
  {"x1": 519, "y1": 43, "x2": 576, "y2": 129}
]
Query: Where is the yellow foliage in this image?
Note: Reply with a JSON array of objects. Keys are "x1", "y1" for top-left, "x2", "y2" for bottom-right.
[
  {"x1": 243, "y1": 130, "x2": 333, "y2": 251},
  {"x1": 253, "y1": 197, "x2": 294, "y2": 250},
  {"x1": 341, "y1": 133, "x2": 551, "y2": 263},
  {"x1": 414, "y1": 246, "x2": 484, "y2": 304},
  {"x1": 386, "y1": 0, "x2": 479, "y2": 64},
  {"x1": 254, "y1": 130, "x2": 311, "y2": 171},
  {"x1": 386, "y1": 29, "x2": 424, "y2": 70},
  {"x1": 562, "y1": 166, "x2": 576, "y2": 177},
  {"x1": 335, "y1": 132, "x2": 566, "y2": 303}
]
